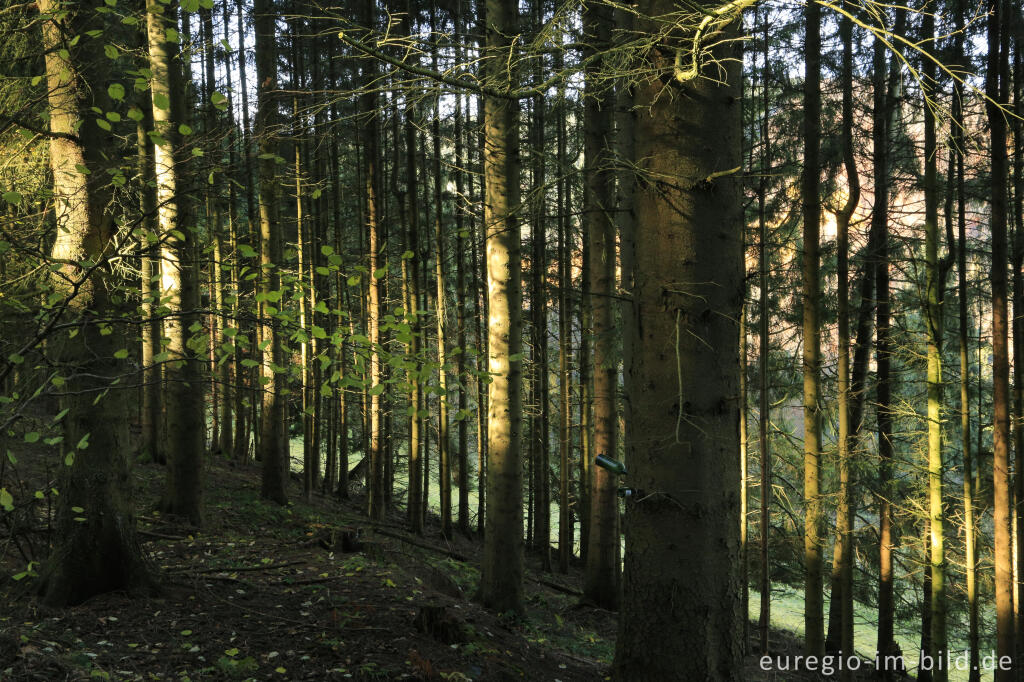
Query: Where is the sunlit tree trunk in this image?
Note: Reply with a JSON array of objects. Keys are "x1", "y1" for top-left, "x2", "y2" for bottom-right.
[
  {"x1": 37, "y1": 0, "x2": 154, "y2": 606},
  {"x1": 137, "y1": 103, "x2": 164, "y2": 466},
  {"x1": 360, "y1": 0, "x2": 385, "y2": 521},
  {"x1": 429, "y1": 11, "x2": 452, "y2": 538},
  {"x1": 800, "y1": 0, "x2": 823, "y2": 657},
  {"x1": 824, "y1": 7, "x2": 858, "y2": 674},
  {"x1": 612, "y1": 0, "x2": 744, "y2": 676},
  {"x1": 255, "y1": 0, "x2": 287, "y2": 504},
  {"x1": 148, "y1": 0, "x2": 203, "y2": 526},
  {"x1": 920, "y1": 9, "x2": 947, "y2": 679},
  {"x1": 477, "y1": 0, "x2": 524, "y2": 614}
]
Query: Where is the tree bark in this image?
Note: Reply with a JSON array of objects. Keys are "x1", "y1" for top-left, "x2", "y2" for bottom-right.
[
  {"x1": 582, "y1": 0, "x2": 618, "y2": 611},
  {"x1": 612, "y1": 0, "x2": 744, "y2": 676},
  {"x1": 477, "y1": 0, "x2": 524, "y2": 615},
  {"x1": 148, "y1": 0, "x2": 203, "y2": 526},
  {"x1": 37, "y1": 0, "x2": 154, "y2": 606},
  {"x1": 255, "y1": 0, "x2": 287, "y2": 504}
]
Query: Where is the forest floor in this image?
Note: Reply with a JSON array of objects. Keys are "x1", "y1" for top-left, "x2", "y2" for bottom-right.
[{"x1": 0, "y1": 453, "x2": 879, "y2": 681}]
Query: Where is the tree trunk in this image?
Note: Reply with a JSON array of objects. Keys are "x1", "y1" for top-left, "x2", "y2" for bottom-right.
[
  {"x1": 582, "y1": 0, "x2": 618, "y2": 611},
  {"x1": 37, "y1": 0, "x2": 154, "y2": 606},
  {"x1": 137, "y1": 104, "x2": 164, "y2": 466},
  {"x1": 255, "y1": 0, "x2": 287, "y2": 505},
  {"x1": 874, "y1": 24, "x2": 896, "y2": 666},
  {"x1": 801, "y1": 0, "x2": 823, "y2": 657},
  {"x1": 612, "y1": 1, "x2": 744, "y2": 677},
  {"x1": 149, "y1": 0, "x2": 203, "y2": 526},
  {"x1": 987, "y1": 1, "x2": 1015, "y2": 676},
  {"x1": 756, "y1": 10, "x2": 771, "y2": 654},
  {"x1": 824, "y1": 7, "x2": 858, "y2": 675},
  {"x1": 477, "y1": 0, "x2": 524, "y2": 615},
  {"x1": 360, "y1": 0, "x2": 386, "y2": 522}
]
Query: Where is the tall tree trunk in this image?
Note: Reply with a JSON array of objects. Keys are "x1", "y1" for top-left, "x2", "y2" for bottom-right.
[
  {"x1": 138, "y1": 103, "x2": 164, "y2": 466},
  {"x1": 824, "y1": 6, "x2": 858, "y2": 674},
  {"x1": 430, "y1": 4, "x2": 452, "y2": 539},
  {"x1": 557, "y1": 85, "x2": 571, "y2": 571},
  {"x1": 255, "y1": 0, "x2": 287, "y2": 504},
  {"x1": 612, "y1": 0, "x2": 744, "y2": 677},
  {"x1": 1012, "y1": 13, "x2": 1024, "y2": 670},
  {"x1": 454, "y1": 32, "x2": 470, "y2": 538},
  {"x1": 953, "y1": 11, "x2": 978, "y2": 673},
  {"x1": 988, "y1": 0, "x2": 1015, "y2": 676},
  {"x1": 149, "y1": 0, "x2": 203, "y2": 526},
  {"x1": 402, "y1": 2, "x2": 423, "y2": 532},
  {"x1": 757, "y1": 10, "x2": 771, "y2": 654},
  {"x1": 801, "y1": 0, "x2": 823, "y2": 657},
  {"x1": 582, "y1": 0, "x2": 618, "y2": 610},
  {"x1": 529, "y1": 0, "x2": 550, "y2": 568},
  {"x1": 477, "y1": 0, "x2": 524, "y2": 614},
  {"x1": 360, "y1": 0, "x2": 386, "y2": 522},
  {"x1": 37, "y1": 0, "x2": 155, "y2": 606},
  {"x1": 874, "y1": 24, "x2": 896, "y2": 667},
  {"x1": 921, "y1": 9, "x2": 946, "y2": 679}
]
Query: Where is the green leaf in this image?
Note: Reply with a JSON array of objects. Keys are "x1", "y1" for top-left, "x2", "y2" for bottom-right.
[
  {"x1": 181, "y1": 0, "x2": 199, "y2": 10},
  {"x1": 24, "y1": 432, "x2": 39, "y2": 444},
  {"x1": 401, "y1": 250, "x2": 414, "y2": 259},
  {"x1": 114, "y1": 349, "x2": 129, "y2": 359},
  {"x1": 53, "y1": 408, "x2": 69, "y2": 422},
  {"x1": 347, "y1": 274, "x2": 361, "y2": 286},
  {"x1": 0, "y1": 489, "x2": 13, "y2": 512},
  {"x1": 76, "y1": 433, "x2": 90, "y2": 450},
  {"x1": 30, "y1": 75, "x2": 42, "y2": 86},
  {"x1": 71, "y1": 506, "x2": 84, "y2": 513},
  {"x1": 104, "y1": 44, "x2": 118, "y2": 59},
  {"x1": 3, "y1": 191, "x2": 23, "y2": 204},
  {"x1": 165, "y1": 28, "x2": 179, "y2": 44},
  {"x1": 312, "y1": 326, "x2": 327, "y2": 339},
  {"x1": 64, "y1": 452, "x2": 74, "y2": 466},
  {"x1": 153, "y1": 92, "x2": 170, "y2": 111},
  {"x1": 105, "y1": 111, "x2": 121, "y2": 122},
  {"x1": 96, "y1": 118, "x2": 112, "y2": 131},
  {"x1": 238, "y1": 244, "x2": 257, "y2": 259},
  {"x1": 127, "y1": 107, "x2": 144, "y2": 121},
  {"x1": 321, "y1": 245, "x2": 334, "y2": 256},
  {"x1": 107, "y1": 82, "x2": 125, "y2": 100},
  {"x1": 179, "y1": 123, "x2": 193, "y2": 136}
]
